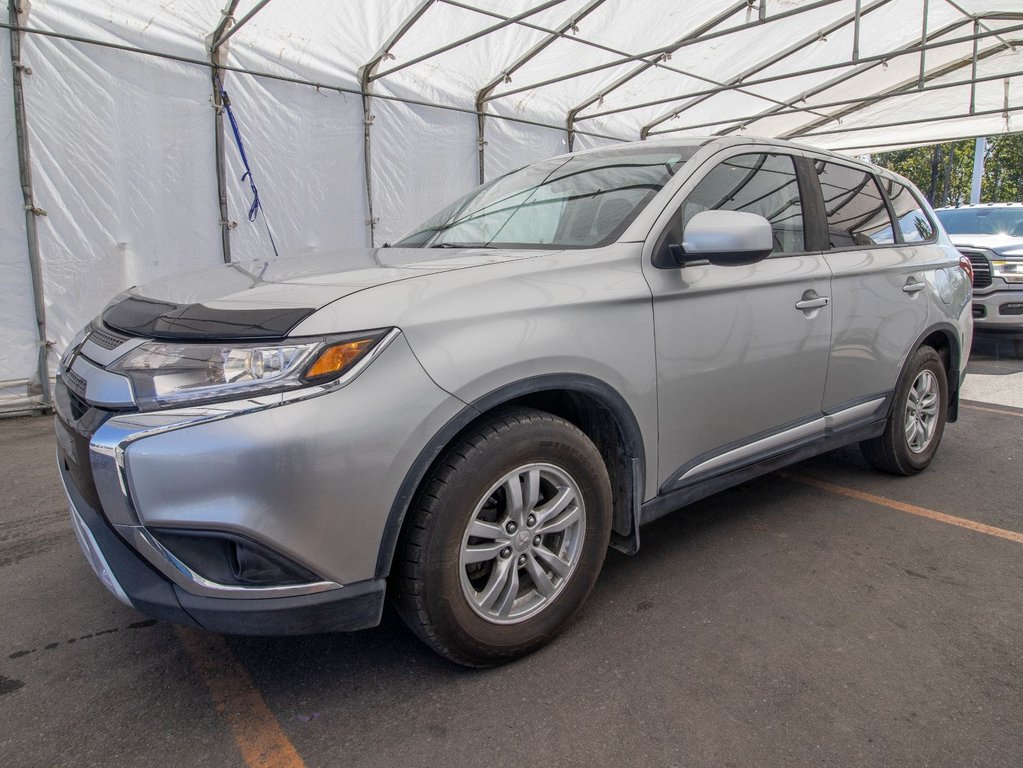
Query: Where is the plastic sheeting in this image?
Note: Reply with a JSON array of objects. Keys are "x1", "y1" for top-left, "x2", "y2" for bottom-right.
[
  {"x1": 1, "y1": 0, "x2": 1021, "y2": 407},
  {"x1": 0, "y1": 31, "x2": 39, "y2": 406}
]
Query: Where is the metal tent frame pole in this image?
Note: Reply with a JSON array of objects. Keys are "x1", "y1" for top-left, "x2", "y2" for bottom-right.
[
  {"x1": 449, "y1": 0, "x2": 834, "y2": 144},
  {"x1": 565, "y1": 0, "x2": 748, "y2": 150},
  {"x1": 576, "y1": 18, "x2": 1023, "y2": 129},
  {"x1": 370, "y1": 0, "x2": 568, "y2": 83},
  {"x1": 639, "y1": 0, "x2": 897, "y2": 139},
  {"x1": 780, "y1": 38, "x2": 1020, "y2": 139},
  {"x1": 710, "y1": 18, "x2": 971, "y2": 136},
  {"x1": 209, "y1": 0, "x2": 242, "y2": 265},
  {"x1": 7, "y1": 2, "x2": 51, "y2": 412},
  {"x1": 641, "y1": 66, "x2": 1022, "y2": 136},
  {"x1": 475, "y1": 0, "x2": 608, "y2": 178},
  {"x1": 787, "y1": 103, "x2": 1022, "y2": 140},
  {"x1": 0, "y1": 22, "x2": 629, "y2": 144},
  {"x1": 359, "y1": 0, "x2": 439, "y2": 247},
  {"x1": 480, "y1": 0, "x2": 844, "y2": 105}
]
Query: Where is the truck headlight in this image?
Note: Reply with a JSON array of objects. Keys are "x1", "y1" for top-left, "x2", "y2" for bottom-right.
[
  {"x1": 991, "y1": 259, "x2": 1023, "y2": 283},
  {"x1": 110, "y1": 329, "x2": 392, "y2": 409}
]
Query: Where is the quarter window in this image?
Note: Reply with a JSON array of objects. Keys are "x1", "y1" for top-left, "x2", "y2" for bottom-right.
[
  {"x1": 681, "y1": 153, "x2": 805, "y2": 255},
  {"x1": 815, "y1": 162, "x2": 894, "y2": 248},
  {"x1": 882, "y1": 179, "x2": 936, "y2": 242}
]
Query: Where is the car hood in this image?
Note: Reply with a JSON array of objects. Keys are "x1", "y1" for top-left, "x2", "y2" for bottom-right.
[
  {"x1": 101, "y1": 247, "x2": 550, "y2": 340},
  {"x1": 947, "y1": 233, "x2": 1023, "y2": 254}
]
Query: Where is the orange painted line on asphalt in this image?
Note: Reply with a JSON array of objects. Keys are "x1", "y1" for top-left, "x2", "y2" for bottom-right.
[
  {"x1": 784, "y1": 473, "x2": 1023, "y2": 546},
  {"x1": 960, "y1": 402, "x2": 1023, "y2": 418},
  {"x1": 174, "y1": 627, "x2": 305, "y2": 768}
]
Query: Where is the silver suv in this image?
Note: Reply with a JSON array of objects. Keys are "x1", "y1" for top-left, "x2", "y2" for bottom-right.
[
  {"x1": 55, "y1": 138, "x2": 972, "y2": 666},
  {"x1": 933, "y1": 203, "x2": 1023, "y2": 356}
]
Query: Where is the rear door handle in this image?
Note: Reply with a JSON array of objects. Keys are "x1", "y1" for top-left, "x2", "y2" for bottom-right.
[
  {"x1": 795, "y1": 292, "x2": 830, "y2": 311},
  {"x1": 902, "y1": 279, "x2": 925, "y2": 294}
]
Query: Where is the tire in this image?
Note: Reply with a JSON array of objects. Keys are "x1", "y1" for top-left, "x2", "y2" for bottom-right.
[
  {"x1": 860, "y1": 345, "x2": 948, "y2": 476},
  {"x1": 1013, "y1": 339, "x2": 1023, "y2": 360},
  {"x1": 392, "y1": 407, "x2": 613, "y2": 667}
]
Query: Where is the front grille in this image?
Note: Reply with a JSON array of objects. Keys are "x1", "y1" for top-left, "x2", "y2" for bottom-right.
[
  {"x1": 62, "y1": 367, "x2": 87, "y2": 399},
  {"x1": 960, "y1": 249, "x2": 992, "y2": 288},
  {"x1": 88, "y1": 326, "x2": 129, "y2": 350},
  {"x1": 973, "y1": 304, "x2": 986, "y2": 318}
]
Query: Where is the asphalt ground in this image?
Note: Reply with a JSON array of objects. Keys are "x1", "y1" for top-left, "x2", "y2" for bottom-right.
[{"x1": 1, "y1": 339, "x2": 1021, "y2": 768}]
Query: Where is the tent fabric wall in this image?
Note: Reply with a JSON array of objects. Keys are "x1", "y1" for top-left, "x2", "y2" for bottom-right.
[
  {"x1": 0, "y1": 31, "x2": 40, "y2": 407},
  {"x1": 1, "y1": 0, "x2": 1021, "y2": 410},
  {"x1": 20, "y1": 30, "x2": 221, "y2": 362}
]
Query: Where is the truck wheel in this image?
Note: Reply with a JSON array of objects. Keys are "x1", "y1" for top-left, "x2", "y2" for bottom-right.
[
  {"x1": 861, "y1": 346, "x2": 948, "y2": 475},
  {"x1": 393, "y1": 407, "x2": 612, "y2": 667}
]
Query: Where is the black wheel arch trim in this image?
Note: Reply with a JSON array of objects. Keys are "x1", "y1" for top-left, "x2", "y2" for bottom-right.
[
  {"x1": 902, "y1": 322, "x2": 964, "y2": 423},
  {"x1": 375, "y1": 373, "x2": 647, "y2": 578}
]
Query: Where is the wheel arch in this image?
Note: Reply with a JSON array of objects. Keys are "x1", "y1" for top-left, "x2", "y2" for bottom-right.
[
  {"x1": 375, "y1": 374, "x2": 647, "y2": 578},
  {"x1": 908, "y1": 322, "x2": 963, "y2": 422}
]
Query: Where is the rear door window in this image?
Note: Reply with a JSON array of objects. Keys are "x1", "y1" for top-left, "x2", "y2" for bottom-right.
[
  {"x1": 815, "y1": 161, "x2": 895, "y2": 248},
  {"x1": 882, "y1": 179, "x2": 936, "y2": 242}
]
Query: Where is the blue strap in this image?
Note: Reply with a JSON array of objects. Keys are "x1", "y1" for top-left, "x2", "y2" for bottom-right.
[{"x1": 216, "y1": 75, "x2": 280, "y2": 259}]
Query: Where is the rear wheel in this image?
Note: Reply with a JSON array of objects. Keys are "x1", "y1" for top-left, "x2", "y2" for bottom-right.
[
  {"x1": 860, "y1": 346, "x2": 948, "y2": 475},
  {"x1": 393, "y1": 408, "x2": 612, "y2": 667}
]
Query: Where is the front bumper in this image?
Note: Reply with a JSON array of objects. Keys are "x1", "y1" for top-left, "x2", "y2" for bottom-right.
[
  {"x1": 60, "y1": 459, "x2": 385, "y2": 633},
  {"x1": 55, "y1": 329, "x2": 463, "y2": 633},
  {"x1": 972, "y1": 283, "x2": 1023, "y2": 334}
]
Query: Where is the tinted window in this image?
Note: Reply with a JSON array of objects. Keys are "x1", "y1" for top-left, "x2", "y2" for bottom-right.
[
  {"x1": 882, "y1": 179, "x2": 936, "y2": 242},
  {"x1": 681, "y1": 153, "x2": 805, "y2": 254},
  {"x1": 396, "y1": 146, "x2": 697, "y2": 249},
  {"x1": 816, "y1": 162, "x2": 894, "y2": 247}
]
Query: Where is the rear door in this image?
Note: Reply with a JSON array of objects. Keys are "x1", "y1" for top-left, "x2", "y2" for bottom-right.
[
  {"x1": 642, "y1": 149, "x2": 832, "y2": 492},
  {"x1": 811, "y1": 160, "x2": 936, "y2": 411}
]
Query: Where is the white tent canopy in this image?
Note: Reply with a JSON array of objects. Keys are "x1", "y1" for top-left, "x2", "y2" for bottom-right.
[{"x1": 2, "y1": 0, "x2": 1021, "y2": 412}]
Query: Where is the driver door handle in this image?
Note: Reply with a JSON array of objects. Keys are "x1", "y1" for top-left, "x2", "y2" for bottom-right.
[{"x1": 795, "y1": 291, "x2": 830, "y2": 311}]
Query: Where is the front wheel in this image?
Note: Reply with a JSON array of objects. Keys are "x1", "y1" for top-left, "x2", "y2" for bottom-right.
[
  {"x1": 392, "y1": 408, "x2": 612, "y2": 667},
  {"x1": 860, "y1": 345, "x2": 948, "y2": 475}
]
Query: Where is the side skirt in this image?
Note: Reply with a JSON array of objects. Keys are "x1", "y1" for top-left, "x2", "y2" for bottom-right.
[{"x1": 638, "y1": 416, "x2": 886, "y2": 528}]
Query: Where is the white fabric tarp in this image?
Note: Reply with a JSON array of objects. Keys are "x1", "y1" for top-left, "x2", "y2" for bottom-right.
[{"x1": 1, "y1": 0, "x2": 1020, "y2": 407}]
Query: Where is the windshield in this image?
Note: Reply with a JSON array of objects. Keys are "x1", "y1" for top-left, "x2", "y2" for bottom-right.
[
  {"x1": 935, "y1": 207, "x2": 1023, "y2": 237},
  {"x1": 395, "y1": 146, "x2": 697, "y2": 249}
]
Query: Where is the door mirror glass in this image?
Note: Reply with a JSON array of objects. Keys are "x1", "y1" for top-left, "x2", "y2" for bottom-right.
[{"x1": 675, "y1": 209, "x2": 774, "y2": 267}]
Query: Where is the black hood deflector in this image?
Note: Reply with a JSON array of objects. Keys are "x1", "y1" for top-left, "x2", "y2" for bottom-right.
[{"x1": 103, "y1": 294, "x2": 317, "y2": 341}]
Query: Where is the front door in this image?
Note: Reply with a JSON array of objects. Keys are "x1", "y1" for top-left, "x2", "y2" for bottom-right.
[{"x1": 642, "y1": 151, "x2": 832, "y2": 492}]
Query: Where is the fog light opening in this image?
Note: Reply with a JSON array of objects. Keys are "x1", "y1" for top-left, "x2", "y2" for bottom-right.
[{"x1": 230, "y1": 542, "x2": 302, "y2": 585}]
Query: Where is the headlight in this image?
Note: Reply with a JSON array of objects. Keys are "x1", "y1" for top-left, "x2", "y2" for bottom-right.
[
  {"x1": 110, "y1": 329, "x2": 391, "y2": 409},
  {"x1": 991, "y1": 259, "x2": 1023, "y2": 283}
]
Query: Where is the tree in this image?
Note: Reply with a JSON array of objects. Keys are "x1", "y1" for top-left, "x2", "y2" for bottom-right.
[{"x1": 871, "y1": 133, "x2": 1023, "y2": 205}]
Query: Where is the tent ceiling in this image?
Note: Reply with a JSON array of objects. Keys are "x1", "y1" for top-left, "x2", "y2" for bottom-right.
[{"x1": 5, "y1": 0, "x2": 1021, "y2": 152}]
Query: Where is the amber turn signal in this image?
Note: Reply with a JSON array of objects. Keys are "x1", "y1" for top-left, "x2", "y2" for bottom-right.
[{"x1": 304, "y1": 339, "x2": 376, "y2": 380}]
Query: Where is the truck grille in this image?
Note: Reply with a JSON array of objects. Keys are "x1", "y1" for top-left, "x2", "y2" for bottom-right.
[{"x1": 959, "y1": 249, "x2": 992, "y2": 288}]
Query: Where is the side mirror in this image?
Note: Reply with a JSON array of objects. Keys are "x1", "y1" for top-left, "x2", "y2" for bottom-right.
[{"x1": 657, "y1": 209, "x2": 774, "y2": 268}]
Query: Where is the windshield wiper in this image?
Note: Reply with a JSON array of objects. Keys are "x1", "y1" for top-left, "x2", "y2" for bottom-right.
[{"x1": 429, "y1": 242, "x2": 496, "y2": 248}]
